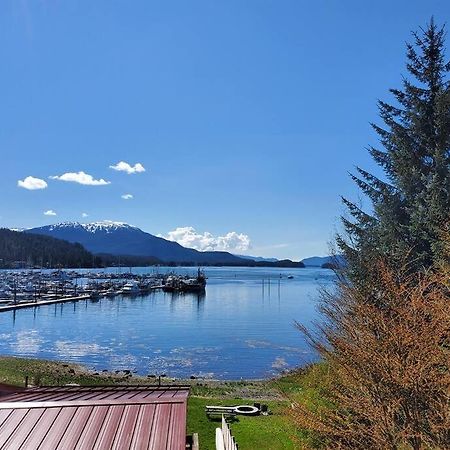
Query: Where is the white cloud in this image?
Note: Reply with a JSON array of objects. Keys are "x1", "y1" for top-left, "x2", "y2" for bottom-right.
[
  {"x1": 81, "y1": 212, "x2": 89, "y2": 218},
  {"x1": 109, "y1": 161, "x2": 146, "y2": 174},
  {"x1": 44, "y1": 210, "x2": 57, "y2": 216},
  {"x1": 121, "y1": 194, "x2": 133, "y2": 200},
  {"x1": 50, "y1": 171, "x2": 110, "y2": 186},
  {"x1": 159, "y1": 226, "x2": 251, "y2": 252},
  {"x1": 18, "y1": 176, "x2": 48, "y2": 190}
]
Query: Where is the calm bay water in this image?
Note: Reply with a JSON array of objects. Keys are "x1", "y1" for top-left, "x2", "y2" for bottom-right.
[{"x1": 0, "y1": 267, "x2": 334, "y2": 379}]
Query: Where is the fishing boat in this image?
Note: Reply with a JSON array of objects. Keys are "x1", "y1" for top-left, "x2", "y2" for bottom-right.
[
  {"x1": 178, "y1": 278, "x2": 206, "y2": 293},
  {"x1": 163, "y1": 270, "x2": 207, "y2": 293}
]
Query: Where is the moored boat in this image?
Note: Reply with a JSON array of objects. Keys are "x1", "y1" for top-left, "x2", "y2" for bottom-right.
[
  {"x1": 104, "y1": 287, "x2": 118, "y2": 298},
  {"x1": 120, "y1": 281, "x2": 140, "y2": 295},
  {"x1": 163, "y1": 270, "x2": 207, "y2": 293}
]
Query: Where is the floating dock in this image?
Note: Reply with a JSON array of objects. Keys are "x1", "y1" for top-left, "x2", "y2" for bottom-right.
[
  {"x1": 0, "y1": 268, "x2": 207, "y2": 313},
  {"x1": 0, "y1": 295, "x2": 91, "y2": 313}
]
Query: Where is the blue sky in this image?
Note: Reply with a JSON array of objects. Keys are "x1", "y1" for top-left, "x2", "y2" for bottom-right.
[{"x1": 1, "y1": 1, "x2": 448, "y2": 260}]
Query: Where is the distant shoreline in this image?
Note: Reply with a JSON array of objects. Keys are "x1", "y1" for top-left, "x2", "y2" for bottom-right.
[{"x1": 1, "y1": 261, "x2": 310, "y2": 270}]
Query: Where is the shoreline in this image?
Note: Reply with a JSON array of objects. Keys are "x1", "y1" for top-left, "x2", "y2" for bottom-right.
[
  {"x1": 0, "y1": 261, "x2": 308, "y2": 270},
  {"x1": 0, "y1": 355, "x2": 324, "y2": 448},
  {"x1": 0, "y1": 355, "x2": 296, "y2": 400}
]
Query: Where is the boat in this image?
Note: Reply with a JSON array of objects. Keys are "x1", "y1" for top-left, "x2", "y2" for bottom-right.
[
  {"x1": 104, "y1": 287, "x2": 118, "y2": 298},
  {"x1": 0, "y1": 284, "x2": 11, "y2": 301},
  {"x1": 90, "y1": 290, "x2": 100, "y2": 300},
  {"x1": 178, "y1": 278, "x2": 206, "y2": 293},
  {"x1": 163, "y1": 270, "x2": 207, "y2": 293},
  {"x1": 120, "y1": 281, "x2": 140, "y2": 295}
]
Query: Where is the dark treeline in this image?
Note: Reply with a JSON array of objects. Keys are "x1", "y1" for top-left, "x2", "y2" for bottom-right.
[
  {"x1": 96, "y1": 253, "x2": 162, "y2": 267},
  {"x1": 161, "y1": 259, "x2": 305, "y2": 268},
  {"x1": 0, "y1": 229, "x2": 96, "y2": 268},
  {"x1": 100, "y1": 257, "x2": 304, "y2": 268}
]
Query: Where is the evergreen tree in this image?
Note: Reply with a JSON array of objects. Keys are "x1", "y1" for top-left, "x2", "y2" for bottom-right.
[{"x1": 338, "y1": 19, "x2": 450, "y2": 283}]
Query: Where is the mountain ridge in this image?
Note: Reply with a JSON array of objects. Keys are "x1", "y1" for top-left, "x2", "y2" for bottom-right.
[
  {"x1": 0, "y1": 228, "x2": 95, "y2": 268},
  {"x1": 235, "y1": 254, "x2": 279, "y2": 263},
  {"x1": 27, "y1": 222, "x2": 258, "y2": 265},
  {"x1": 301, "y1": 255, "x2": 345, "y2": 267}
]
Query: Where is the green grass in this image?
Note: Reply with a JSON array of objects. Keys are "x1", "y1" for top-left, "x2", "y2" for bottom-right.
[
  {"x1": 0, "y1": 356, "x2": 331, "y2": 449},
  {"x1": 270, "y1": 362, "x2": 332, "y2": 409},
  {"x1": 187, "y1": 397, "x2": 301, "y2": 450},
  {"x1": 186, "y1": 364, "x2": 334, "y2": 449},
  {"x1": 0, "y1": 356, "x2": 147, "y2": 386}
]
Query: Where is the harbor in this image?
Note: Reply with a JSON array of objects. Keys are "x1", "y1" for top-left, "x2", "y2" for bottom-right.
[
  {"x1": 0, "y1": 268, "x2": 207, "y2": 312},
  {"x1": 0, "y1": 266, "x2": 330, "y2": 379}
]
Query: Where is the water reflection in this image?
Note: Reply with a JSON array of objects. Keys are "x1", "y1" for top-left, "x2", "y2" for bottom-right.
[{"x1": 0, "y1": 267, "x2": 334, "y2": 379}]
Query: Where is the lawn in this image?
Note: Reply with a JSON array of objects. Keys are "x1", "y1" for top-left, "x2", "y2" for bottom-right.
[
  {"x1": 0, "y1": 356, "x2": 328, "y2": 449},
  {"x1": 187, "y1": 397, "x2": 301, "y2": 450},
  {"x1": 187, "y1": 365, "x2": 332, "y2": 449}
]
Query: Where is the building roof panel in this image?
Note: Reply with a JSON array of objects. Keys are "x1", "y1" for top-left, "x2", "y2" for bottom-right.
[{"x1": 0, "y1": 385, "x2": 189, "y2": 450}]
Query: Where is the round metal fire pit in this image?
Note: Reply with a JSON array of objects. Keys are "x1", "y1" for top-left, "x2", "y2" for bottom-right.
[{"x1": 233, "y1": 405, "x2": 260, "y2": 416}]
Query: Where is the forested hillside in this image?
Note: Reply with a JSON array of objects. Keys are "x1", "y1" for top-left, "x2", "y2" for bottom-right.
[{"x1": 0, "y1": 229, "x2": 96, "y2": 268}]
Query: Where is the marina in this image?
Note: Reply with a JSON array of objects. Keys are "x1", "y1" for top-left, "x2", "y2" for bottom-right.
[
  {"x1": 0, "y1": 266, "x2": 334, "y2": 379},
  {"x1": 0, "y1": 268, "x2": 208, "y2": 311}
]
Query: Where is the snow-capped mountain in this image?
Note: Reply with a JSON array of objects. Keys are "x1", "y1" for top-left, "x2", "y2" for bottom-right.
[
  {"x1": 45, "y1": 221, "x2": 139, "y2": 234},
  {"x1": 27, "y1": 221, "x2": 248, "y2": 264}
]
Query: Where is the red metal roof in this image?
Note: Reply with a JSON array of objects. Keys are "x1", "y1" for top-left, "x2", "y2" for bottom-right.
[
  {"x1": 0, "y1": 384, "x2": 24, "y2": 398},
  {"x1": 0, "y1": 385, "x2": 189, "y2": 449}
]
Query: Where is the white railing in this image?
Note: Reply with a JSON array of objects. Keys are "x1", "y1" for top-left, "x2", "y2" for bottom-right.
[{"x1": 215, "y1": 415, "x2": 238, "y2": 450}]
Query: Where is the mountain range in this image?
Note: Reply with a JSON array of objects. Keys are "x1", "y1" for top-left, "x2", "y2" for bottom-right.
[
  {"x1": 27, "y1": 222, "x2": 304, "y2": 267},
  {"x1": 301, "y1": 255, "x2": 345, "y2": 267},
  {"x1": 235, "y1": 254, "x2": 279, "y2": 263}
]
